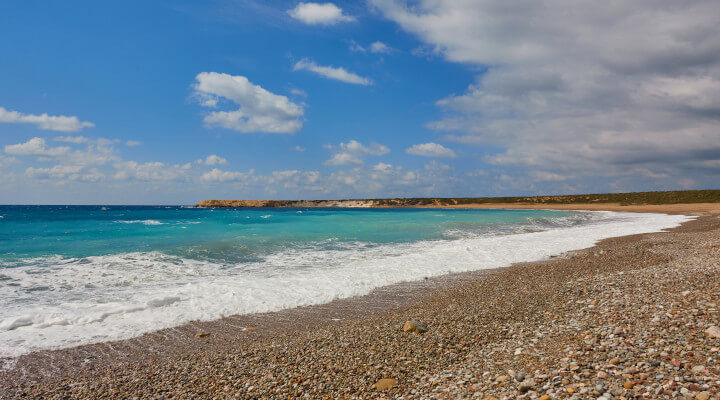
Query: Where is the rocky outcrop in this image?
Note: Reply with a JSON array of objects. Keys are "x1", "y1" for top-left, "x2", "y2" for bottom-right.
[{"x1": 196, "y1": 199, "x2": 380, "y2": 208}]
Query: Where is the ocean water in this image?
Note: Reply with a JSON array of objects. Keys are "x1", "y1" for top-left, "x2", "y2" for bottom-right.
[{"x1": 0, "y1": 205, "x2": 691, "y2": 358}]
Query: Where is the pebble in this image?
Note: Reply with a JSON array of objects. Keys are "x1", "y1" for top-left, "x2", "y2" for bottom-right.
[
  {"x1": 402, "y1": 321, "x2": 429, "y2": 334},
  {"x1": 374, "y1": 378, "x2": 398, "y2": 391}
]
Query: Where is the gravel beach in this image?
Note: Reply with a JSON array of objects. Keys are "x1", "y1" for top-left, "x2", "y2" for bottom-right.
[{"x1": 2, "y1": 209, "x2": 719, "y2": 399}]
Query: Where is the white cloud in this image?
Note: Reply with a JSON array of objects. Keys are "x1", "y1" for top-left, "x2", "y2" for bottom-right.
[
  {"x1": 324, "y1": 140, "x2": 390, "y2": 166},
  {"x1": 406, "y1": 142, "x2": 456, "y2": 158},
  {"x1": 201, "y1": 168, "x2": 254, "y2": 183},
  {"x1": 25, "y1": 165, "x2": 103, "y2": 182},
  {"x1": 373, "y1": 162, "x2": 393, "y2": 171},
  {"x1": 193, "y1": 72, "x2": 304, "y2": 134},
  {"x1": 370, "y1": 41, "x2": 392, "y2": 54},
  {"x1": 290, "y1": 88, "x2": 308, "y2": 98},
  {"x1": 125, "y1": 140, "x2": 141, "y2": 147},
  {"x1": 287, "y1": 2, "x2": 354, "y2": 25},
  {"x1": 348, "y1": 40, "x2": 366, "y2": 53},
  {"x1": 294, "y1": 145, "x2": 306, "y2": 152},
  {"x1": 349, "y1": 40, "x2": 393, "y2": 54},
  {"x1": 293, "y1": 59, "x2": 373, "y2": 85},
  {"x1": 198, "y1": 154, "x2": 227, "y2": 165},
  {"x1": 113, "y1": 161, "x2": 187, "y2": 182},
  {"x1": 0, "y1": 107, "x2": 94, "y2": 132},
  {"x1": 4, "y1": 137, "x2": 70, "y2": 157},
  {"x1": 0, "y1": 155, "x2": 18, "y2": 171},
  {"x1": 373, "y1": 0, "x2": 720, "y2": 187},
  {"x1": 54, "y1": 136, "x2": 88, "y2": 143},
  {"x1": 530, "y1": 171, "x2": 567, "y2": 182}
]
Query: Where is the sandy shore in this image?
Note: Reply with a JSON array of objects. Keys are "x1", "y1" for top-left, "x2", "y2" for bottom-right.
[
  {"x1": 420, "y1": 202, "x2": 720, "y2": 214},
  {"x1": 2, "y1": 206, "x2": 720, "y2": 399}
]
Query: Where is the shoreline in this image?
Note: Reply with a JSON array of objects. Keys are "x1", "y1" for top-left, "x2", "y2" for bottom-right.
[
  {"x1": 2, "y1": 206, "x2": 719, "y2": 398},
  {"x1": 414, "y1": 202, "x2": 720, "y2": 214}
]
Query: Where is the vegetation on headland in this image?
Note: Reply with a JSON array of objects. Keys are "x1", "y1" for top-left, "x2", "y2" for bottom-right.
[
  {"x1": 372, "y1": 189, "x2": 720, "y2": 206},
  {"x1": 197, "y1": 189, "x2": 720, "y2": 207}
]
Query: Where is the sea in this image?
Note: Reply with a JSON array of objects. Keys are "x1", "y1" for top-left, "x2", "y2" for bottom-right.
[{"x1": 0, "y1": 205, "x2": 691, "y2": 358}]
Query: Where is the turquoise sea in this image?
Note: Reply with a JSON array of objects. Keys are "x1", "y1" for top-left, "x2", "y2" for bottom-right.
[{"x1": 0, "y1": 205, "x2": 690, "y2": 357}]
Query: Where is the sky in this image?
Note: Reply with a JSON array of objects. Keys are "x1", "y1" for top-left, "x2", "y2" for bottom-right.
[{"x1": 1, "y1": 0, "x2": 719, "y2": 204}]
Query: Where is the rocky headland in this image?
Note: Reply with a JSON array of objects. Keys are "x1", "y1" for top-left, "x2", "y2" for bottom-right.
[{"x1": 196, "y1": 189, "x2": 720, "y2": 209}]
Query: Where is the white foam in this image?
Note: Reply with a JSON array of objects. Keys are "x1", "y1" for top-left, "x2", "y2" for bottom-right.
[
  {"x1": 114, "y1": 219, "x2": 165, "y2": 225},
  {"x1": 0, "y1": 211, "x2": 692, "y2": 358}
]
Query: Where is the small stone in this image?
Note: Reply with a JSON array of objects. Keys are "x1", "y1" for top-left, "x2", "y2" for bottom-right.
[
  {"x1": 402, "y1": 321, "x2": 428, "y2": 333},
  {"x1": 691, "y1": 365, "x2": 705, "y2": 373},
  {"x1": 194, "y1": 332, "x2": 209, "y2": 338},
  {"x1": 696, "y1": 392, "x2": 710, "y2": 400},
  {"x1": 538, "y1": 396, "x2": 551, "y2": 400},
  {"x1": 706, "y1": 325, "x2": 720, "y2": 339},
  {"x1": 623, "y1": 381, "x2": 634, "y2": 389},
  {"x1": 495, "y1": 374, "x2": 509, "y2": 382},
  {"x1": 374, "y1": 378, "x2": 397, "y2": 391},
  {"x1": 518, "y1": 379, "x2": 535, "y2": 393}
]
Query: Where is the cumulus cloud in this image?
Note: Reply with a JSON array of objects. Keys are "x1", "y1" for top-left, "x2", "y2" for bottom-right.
[
  {"x1": 373, "y1": 162, "x2": 393, "y2": 171},
  {"x1": 373, "y1": 0, "x2": 720, "y2": 189},
  {"x1": 406, "y1": 142, "x2": 456, "y2": 158},
  {"x1": 25, "y1": 165, "x2": 103, "y2": 182},
  {"x1": 192, "y1": 72, "x2": 304, "y2": 134},
  {"x1": 201, "y1": 168, "x2": 254, "y2": 183},
  {"x1": 293, "y1": 59, "x2": 373, "y2": 85},
  {"x1": 287, "y1": 2, "x2": 354, "y2": 25},
  {"x1": 113, "y1": 161, "x2": 189, "y2": 182},
  {"x1": 4, "y1": 137, "x2": 70, "y2": 157},
  {"x1": 198, "y1": 154, "x2": 227, "y2": 165},
  {"x1": 324, "y1": 140, "x2": 390, "y2": 166},
  {"x1": 125, "y1": 140, "x2": 141, "y2": 147},
  {"x1": 0, "y1": 107, "x2": 94, "y2": 132}
]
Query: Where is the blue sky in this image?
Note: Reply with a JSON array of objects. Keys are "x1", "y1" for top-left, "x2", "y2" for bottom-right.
[{"x1": 2, "y1": 0, "x2": 719, "y2": 204}]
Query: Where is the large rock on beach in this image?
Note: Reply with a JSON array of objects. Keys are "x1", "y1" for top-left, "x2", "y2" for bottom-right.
[
  {"x1": 374, "y1": 378, "x2": 397, "y2": 390},
  {"x1": 402, "y1": 321, "x2": 428, "y2": 333},
  {"x1": 705, "y1": 325, "x2": 720, "y2": 338}
]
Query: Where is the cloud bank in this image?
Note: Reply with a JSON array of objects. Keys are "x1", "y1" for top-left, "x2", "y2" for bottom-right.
[{"x1": 373, "y1": 0, "x2": 720, "y2": 189}]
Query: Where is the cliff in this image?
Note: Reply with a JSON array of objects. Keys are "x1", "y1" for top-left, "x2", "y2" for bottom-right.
[{"x1": 195, "y1": 199, "x2": 380, "y2": 208}]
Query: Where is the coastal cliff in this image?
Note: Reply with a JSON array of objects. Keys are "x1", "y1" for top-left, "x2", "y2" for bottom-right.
[
  {"x1": 195, "y1": 199, "x2": 380, "y2": 208},
  {"x1": 196, "y1": 189, "x2": 720, "y2": 208}
]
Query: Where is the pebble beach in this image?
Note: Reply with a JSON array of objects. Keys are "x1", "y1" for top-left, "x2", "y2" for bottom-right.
[{"x1": 2, "y1": 208, "x2": 720, "y2": 399}]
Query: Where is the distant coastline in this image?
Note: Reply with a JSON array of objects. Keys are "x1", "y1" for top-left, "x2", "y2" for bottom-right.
[{"x1": 196, "y1": 189, "x2": 720, "y2": 212}]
